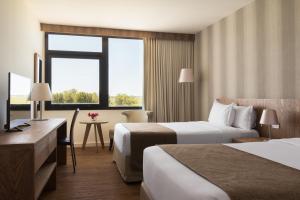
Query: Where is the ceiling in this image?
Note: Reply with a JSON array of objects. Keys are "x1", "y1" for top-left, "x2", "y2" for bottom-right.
[{"x1": 26, "y1": 0, "x2": 253, "y2": 34}]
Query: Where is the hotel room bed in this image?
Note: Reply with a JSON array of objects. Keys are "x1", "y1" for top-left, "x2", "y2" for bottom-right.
[
  {"x1": 113, "y1": 121, "x2": 259, "y2": 182},
  {"x1": 114, "y1": 121, "x2": 258, "y2": 156},
  {"x1": 142, "y1": 138, "x2": 300, "y2": 200}
]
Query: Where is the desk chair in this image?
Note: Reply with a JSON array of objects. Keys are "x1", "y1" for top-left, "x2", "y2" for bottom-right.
[{"x1": 58, "y1": 108, "x2": 79, "y2": 173}]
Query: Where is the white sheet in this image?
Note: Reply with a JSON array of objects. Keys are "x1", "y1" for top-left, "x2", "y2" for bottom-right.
[
  {"x1": 143, "y1": 138, "x2": 300, "y2": 200},
  {"x1": 114, "y1": 121, "x2": 259, "y2": 156}
]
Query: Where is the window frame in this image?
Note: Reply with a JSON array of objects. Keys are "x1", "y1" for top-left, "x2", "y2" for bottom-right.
[{"x1": 45, "y1": 32, "x2": 143, "y2": 110}]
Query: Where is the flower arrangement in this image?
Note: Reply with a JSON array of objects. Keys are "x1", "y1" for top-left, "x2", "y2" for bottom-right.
[{"x1": 88, "y1": 112, "x2": 99, "y2": 121}]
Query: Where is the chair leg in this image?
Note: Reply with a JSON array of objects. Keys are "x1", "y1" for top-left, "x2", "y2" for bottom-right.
[
  {"x1": 109, "y1": 139, "x2": 113, "y2": 151},
  {"x1": 70, "y1": 145, "x2": 76, "y2": 173},
  {"x1": 72, "y1": 145, "x2": 77, "y2": 166}
]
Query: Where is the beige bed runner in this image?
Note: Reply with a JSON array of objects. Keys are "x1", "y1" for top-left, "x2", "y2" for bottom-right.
[
  {"x1": 160, "y1": 144, "x2": 300, "y2": 200},
  {"x1": 122, "y1": 123, "x2": 176, "y2": 170}
]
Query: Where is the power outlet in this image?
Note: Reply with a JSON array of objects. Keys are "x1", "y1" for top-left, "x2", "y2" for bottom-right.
[{"x1": 272, "y1": 124, "x2": 280, "y2": 129}]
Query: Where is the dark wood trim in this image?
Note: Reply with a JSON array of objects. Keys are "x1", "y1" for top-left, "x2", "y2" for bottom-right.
[
  {"x1": 101, "y1": 37, "x2": 109, "y2": 108},
  {"x1": 45, "y1": 105, "x2": 142, "y2": 111},
  {"x1": 10, "y1": 104, "x2": 31, "y2": 111},
  {"x1": 46, "y1": 50, "x2": 104, "y2": 58},
  {"x1": 41, "y1": 23, "x2": 195, "y2": 41}
]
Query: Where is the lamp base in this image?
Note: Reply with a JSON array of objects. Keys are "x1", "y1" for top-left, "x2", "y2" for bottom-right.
[{"x1": 268, "y1": 125, "x2": 272, "y2": 139}]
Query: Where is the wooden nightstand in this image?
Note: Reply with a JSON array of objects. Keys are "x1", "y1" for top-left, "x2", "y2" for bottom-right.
[{"x1": 232, "y1": 137, "x2": 269, "y2": 143}]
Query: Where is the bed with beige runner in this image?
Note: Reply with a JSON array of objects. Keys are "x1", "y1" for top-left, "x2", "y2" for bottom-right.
[
  {"x1": 122, "y1": 123, "x2": 177, "y2": 170},
  {"x1": 114, "y1": 98, "x2": 300, "y2": 183},
  {"x1": 141, "y1": 138, "x2": 300, "y2": 200},
  {"x1": 113, "y1": 121, "x2": 258, "y2": 182}
]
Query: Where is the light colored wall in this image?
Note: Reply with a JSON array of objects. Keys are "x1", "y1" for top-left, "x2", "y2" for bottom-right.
[
  {"x1": 0, "y1": 0, "x2": 43, "y2": 128},
  {"x1": 44, "y1": 110, "x2": 128, "y2": 146},
  {"x1": 194, "y1": 0, "x2": 300, "y2": 120},
  {"x1": 0, "y1": 0, "x2": 125, "y2": 147}
]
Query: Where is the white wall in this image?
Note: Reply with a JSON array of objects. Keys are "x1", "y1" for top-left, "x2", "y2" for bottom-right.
[
  {"x1": 0, "y1": 0, "x2": 43, "y2": 128},
  {"x1": 0, "y1": 0, "x2": 135, "y2": 147}
]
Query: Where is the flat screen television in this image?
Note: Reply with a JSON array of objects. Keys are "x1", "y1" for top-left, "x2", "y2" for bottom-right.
[{"x1": 5, "y1": 72, "x2": 32, "y2": 131}]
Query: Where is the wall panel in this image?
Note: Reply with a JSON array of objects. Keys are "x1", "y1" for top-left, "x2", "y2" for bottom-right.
[{"x1": 194, "y1": 0, "x2": 300, "y2": 120}]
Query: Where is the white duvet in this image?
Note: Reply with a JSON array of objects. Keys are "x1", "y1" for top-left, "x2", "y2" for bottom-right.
[
  {"x1": 143, "y1": 138, "x2": 300, "y2": 200},
  {"x1": 114, "y1": 121, "x2": 259, "y2": 156}
]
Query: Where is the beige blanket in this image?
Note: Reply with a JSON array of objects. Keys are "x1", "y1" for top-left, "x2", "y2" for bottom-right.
[
  {"x1": 160, "y1": 144, "x2": 300, "y2": 200},
  {"x1": 122, "y1": 123, "x2": 176, "y2": 170}
]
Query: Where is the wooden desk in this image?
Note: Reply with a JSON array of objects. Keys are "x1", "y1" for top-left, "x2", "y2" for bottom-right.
[
  {"x1": 80, "y1": 120, "x2": 108, "y2": 152},
  {"x1": 0, "y1": 118, "x2": 67, "y2": 200}
]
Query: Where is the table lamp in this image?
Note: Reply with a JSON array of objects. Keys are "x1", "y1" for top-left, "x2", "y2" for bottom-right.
[
  {"x1": 259, "y1": 109, "x2": 279, "y2": 139},
  {"x1": 31, "y1": 83, "x2": 52, "y2": 121},
  {"x1": 178, "y1": 68, "x2": 194, "y2": 83}
]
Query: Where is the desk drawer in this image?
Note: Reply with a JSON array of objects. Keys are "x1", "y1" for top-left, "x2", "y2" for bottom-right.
[
  {"x1": 34, "y1": 136, "x2": 49, "y2": 173},
  {"x1": 49, "y1": 130, "x2": 57, "y2": 153}
]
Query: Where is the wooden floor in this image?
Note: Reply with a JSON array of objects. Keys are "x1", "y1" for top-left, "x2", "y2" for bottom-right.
[{"x1": 41, "y1": 147, "x2": 140, "y2": 200}]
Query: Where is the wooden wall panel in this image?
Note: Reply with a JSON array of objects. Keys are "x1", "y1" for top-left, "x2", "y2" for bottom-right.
[
  {"x1": 194, "y1": 0, "x2": 300, "y2": 120},
  {"x1": 218, "y1": 97, "x2": 300, "y2": 139}
]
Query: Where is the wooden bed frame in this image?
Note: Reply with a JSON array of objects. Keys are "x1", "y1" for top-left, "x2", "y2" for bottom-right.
[{"x1": 218, "y1": 97, "x2": 300, "y2": 139}]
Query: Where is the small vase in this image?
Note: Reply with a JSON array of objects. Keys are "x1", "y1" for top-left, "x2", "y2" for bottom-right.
[{"x1": 91, "y1": 117, "x2": 96, "y2": 121}]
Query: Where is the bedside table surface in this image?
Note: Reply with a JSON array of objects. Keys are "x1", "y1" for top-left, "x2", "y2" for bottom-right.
[{"x1": 232, "y1": 137, "x2": 269, "y2": 143}]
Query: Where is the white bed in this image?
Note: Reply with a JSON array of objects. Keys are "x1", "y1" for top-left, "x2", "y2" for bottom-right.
[
  {"x1": 113, "y1": 99, "x2": 261, "y2": 182},
  {"x1": 143, "y1": 138, "x2": 300, "y2": 200},
  {"x1": 114, "y1": 121, "x2": 259, "y2": 156}
]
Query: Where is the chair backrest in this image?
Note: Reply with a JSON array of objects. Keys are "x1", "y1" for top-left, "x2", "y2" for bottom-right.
[
  {"x1": 70, "y1": 108, "x2": 80, "y2": 143},
  {"x1": 121, "y1": 110, "x2": 152, "y2": 123}
]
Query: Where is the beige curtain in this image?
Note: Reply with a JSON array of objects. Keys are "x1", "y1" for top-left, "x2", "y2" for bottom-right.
[{"x1": 144, "y1": 38, "x2": 194, "y2": 122}]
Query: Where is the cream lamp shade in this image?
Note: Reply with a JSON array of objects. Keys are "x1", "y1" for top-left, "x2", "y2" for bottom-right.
[
  {"x1": 31, "y1": 83, "x2": 52, "y2": 101},
  {"x1": 259, "y1": 109, "x2": 279, "y2": 125},
  {"x1": 179, "y1": 68, "x2": 194, "y2": 83}
]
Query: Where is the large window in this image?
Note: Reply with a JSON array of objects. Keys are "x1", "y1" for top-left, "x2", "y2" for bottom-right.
[
  {"x1": 45, "y1": 33, "x2": 143, "y2": 110},
  {"x1": 51, "y1": 58, "x2": 100, "y2": 104},
  {"x1": 48, "y1": 34, "x2": 102, "y2": 52},
  {"x1": 109, "y1": 38, "x2": 143, "y2": 107}
]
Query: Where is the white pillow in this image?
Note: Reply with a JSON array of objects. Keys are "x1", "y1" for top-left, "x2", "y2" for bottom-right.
[
  {"x1": 232, "y1": 105, "x2": 256, "y2": 130},
  {"x1": 208, "y1": 100, "x2": 235, "y2": 126}
]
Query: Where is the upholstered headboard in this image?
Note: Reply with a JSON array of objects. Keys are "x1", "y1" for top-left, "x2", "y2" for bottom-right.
[{"x1": 218, "y1": 97, "x2": 300, "y2": 139}]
